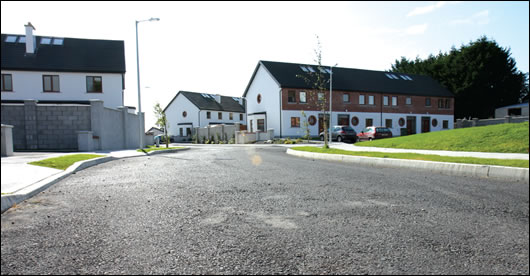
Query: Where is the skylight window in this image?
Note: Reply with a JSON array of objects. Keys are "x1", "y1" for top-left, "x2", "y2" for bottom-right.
[
  {"x1": 300, "y1": 66, "x2": 309, "y2": 72},
  {"x1": 5, "y1": 36, "x2": 17, "y2": 43},
  {"x1": 389, "y1": 74, "x2": 399, "y2": 80},
  {"x1": 40, "y1": 37, "x2": 52, "y2": 44},
  {"x1": 52, "y1": 38, "x2": 64, "y2": 45},
  {"x1": 232, "y1": 97, "x2": 240, "y2": 101},
  {"x1": 400, "y1": 75, "x2": 408, "y2": 80},
  {"x1": 325, "y1": 68, "x2": 332, "y2": 74},
  {"x1": 385, "y1": 73, "x2": 393, "y2": 79},
  {"x1": 405, "y1": 75, "x2": 413, "y2": 80},
  {"x1": 18, "y1": 36, "x2": 26, "y2": 43},
  {"x1": 201, "y1": 93, "x2": 209, "y2": 98},
  {"x1": 307, "y1": 66, "x2": 315, "y2": 73},
  {"x1": 318, "y1": 67, "x2": 327, "y2": 73}
]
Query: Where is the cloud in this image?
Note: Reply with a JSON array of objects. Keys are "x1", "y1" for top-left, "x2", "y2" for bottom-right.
[
  {"x1": 407, "y1": 1, "x2": 461, "y2": 16},
  {"x1": 451, "y1": 10, "x2": 490, "y2": 25}
]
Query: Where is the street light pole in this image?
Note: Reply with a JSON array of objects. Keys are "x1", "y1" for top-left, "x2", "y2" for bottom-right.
[
  {"x1": 135, "y1": 17, "x2": 159, "y2": 149},
  {"x1": 329, "y1": 63, "x2": 338, "y2": 145}
]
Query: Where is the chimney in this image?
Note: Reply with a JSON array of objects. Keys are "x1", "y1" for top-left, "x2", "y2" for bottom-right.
[
  {"x1": 213, "y1": 94, "x2": 221, "y2": 104},
  {"x1": 24, "y1": 22, "x2": 36, "y2": 54}
]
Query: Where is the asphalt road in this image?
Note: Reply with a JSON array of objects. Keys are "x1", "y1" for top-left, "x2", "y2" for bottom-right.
[{"x1": 1, "y1": 146, "x2": 529, "y2": 274}]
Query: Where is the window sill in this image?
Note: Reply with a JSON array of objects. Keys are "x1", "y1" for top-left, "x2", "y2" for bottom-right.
[{"x1": 42, "y1": 91, "x2": 61, "y2": 93}]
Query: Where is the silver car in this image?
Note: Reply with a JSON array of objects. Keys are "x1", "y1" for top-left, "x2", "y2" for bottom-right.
[{"x1": 319, "y1": 126, "x2": 358, "y2": 143}]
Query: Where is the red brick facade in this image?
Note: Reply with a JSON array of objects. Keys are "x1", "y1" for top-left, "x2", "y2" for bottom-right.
[{"x1": 281, "y1": 88, "x2": 453, "y2": 115}]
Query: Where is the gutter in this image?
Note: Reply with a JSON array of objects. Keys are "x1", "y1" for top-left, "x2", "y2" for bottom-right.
[{"x1": 279, "y1": 88, "x2": 282, "y2": 138}]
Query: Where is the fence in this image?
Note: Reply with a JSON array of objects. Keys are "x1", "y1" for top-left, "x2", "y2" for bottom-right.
[{"x1": 455, "y1": 116, "x2": 529, "y2": 128}]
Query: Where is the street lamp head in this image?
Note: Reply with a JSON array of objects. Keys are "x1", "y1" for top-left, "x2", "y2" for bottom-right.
[{"x1": 149, "y1": 17, "x2": 160, "y2": 21}]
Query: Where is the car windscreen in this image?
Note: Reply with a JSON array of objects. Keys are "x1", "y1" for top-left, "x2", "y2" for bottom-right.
[{"x1": 341, "y1": 127, "x2": 355, "y2": 131}]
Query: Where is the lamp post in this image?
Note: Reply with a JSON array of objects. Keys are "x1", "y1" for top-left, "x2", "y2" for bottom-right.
[
  {"x1": 135, "y1": 17, "x2": 159, "y2": 149},
  {"x1": 329, "y1": 63, "x2": 338, "y2": 145}
]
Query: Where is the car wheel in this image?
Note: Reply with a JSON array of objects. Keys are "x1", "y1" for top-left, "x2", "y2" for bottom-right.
[
  {"x1": 337, "y1": 136, "x2": 342, "y2": 142},
  {"x1": 369, "y1": 137, "x2": 373, "y2": 141},
  {"x1": 320, "y1": 135, "x2": 324, "y2": 141}
]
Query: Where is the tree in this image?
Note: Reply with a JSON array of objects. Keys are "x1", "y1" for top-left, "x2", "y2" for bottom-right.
[
  {"x1": 391, "y1": 36, "x2": 528, "y2": 119},
  {"x1": 153, "y1": 102, "x2": 169, "y2": 148},
  {"x1": 300, "y1": 110, "x2": 310, "y2": 143},
  {"x1": 297, "y1": 36, "x2": 331, "y2": 148}
]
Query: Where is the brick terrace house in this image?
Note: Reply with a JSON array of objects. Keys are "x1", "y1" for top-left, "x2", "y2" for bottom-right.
[{"x1": 243, "y1": 60, "x2": 454, "y2": 138}]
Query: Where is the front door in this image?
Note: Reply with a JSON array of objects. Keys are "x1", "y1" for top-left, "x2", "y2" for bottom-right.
[
  {"x1": 421, "y1": 117, "x2": 431, "y2": 133},
  {"x1": 318, "y1": 114, "x2": 330, "y2": 135},
  {"x1": 406, "y1": 116, "x2": 416, "y2": 135}
]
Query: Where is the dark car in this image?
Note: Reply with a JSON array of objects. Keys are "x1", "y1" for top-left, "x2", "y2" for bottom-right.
[
  {"x1": 320, "y1": 126, "x2": 358, "y2": 143},
  {"x1": 154, "y1": 134, "x2": 174, "y2": 144},
  {"x1": 357, "y1": 126, "x2": 393, "y2": 141}
]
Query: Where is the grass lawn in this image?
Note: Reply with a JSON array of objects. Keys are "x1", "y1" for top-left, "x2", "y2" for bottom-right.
[
  {"x1": 356, "y1": 122, "x2": 529, "y2": 153},
  {"x1": 28, "y1": 154, "x2": 106, "y2": 170},
  {"x1": 292, "y1": 146, "x2": 529, "y2": 168},
  {"x1": 137, "y1": 146, "x2": 185, "y2": 153}
]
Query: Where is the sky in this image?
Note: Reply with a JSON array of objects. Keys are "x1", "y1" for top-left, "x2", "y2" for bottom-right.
[{"x1": 1, "y1": 1, "x2": 529, "y2": 128}]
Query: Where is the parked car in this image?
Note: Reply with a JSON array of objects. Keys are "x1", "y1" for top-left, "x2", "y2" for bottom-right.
[
  {"x1": 320, "y1": 126, "x2": 358, "y2": 143},
  {"x1": 357, "y1": 126, "x2": 393, "y2": 141},
  {"x1": 154, "y1": 134, "x2": 174, "y2": 144}
]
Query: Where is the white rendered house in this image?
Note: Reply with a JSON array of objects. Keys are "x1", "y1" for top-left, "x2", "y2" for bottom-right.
[
  {"x1": 243, "y1": 60, "x2": 455, "y2": 138},
  {"x1": 1, "y1": 23, "x2": 126, "y2": 108},
  {"x1": 163, "y1": 91, "x2": 246, "y2": 138}
]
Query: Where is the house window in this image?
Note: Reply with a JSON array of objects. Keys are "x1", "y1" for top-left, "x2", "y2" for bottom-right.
[
  {"x1": 385, "y1": 119, "x2": 392, "y2": 128},
  {"x1": 366, "y1": 118, "x2": 373, "y2": 127},
  {"x1": 257, "y1": 94, "x2": 262, "y2": 104},
  {"x1": 432, "y1": 119, "x2": 438, "y2": 127},
  {"x1": 218, "y1": 112, "x2": 222, "y2": 119},
  {"x1": 445, "y1": 99, "x2": 451, "y2": 109},
  {"x1": 300, "y1": 91, "x2": 307, "y2": 103},
  {"x1": 383, "y1": 96, "x2": 389, "y2": 106},
  {"x1": 318, "y1": 92, "x2": 325, "y2": 102},
  {"x1": 368, "y1": 95, "x2": 375, "y2": 105},
  {"x1": 207, "y1": 111, "x2": 211, "y2": 119},
  {"x1": 43, "y1": 75, "x2": 60, "y2": 92},
  {"x1": 359, "y1": 95, "x2": 365, "y2": 105},
  {"x1": 443, "y1": 120, "x2": 449, "y2": 129},
  {"x1": 343, "y1": 93, "x2": 350, "y2": 103},
  {"x1": 1, "y1": 74, "x2": 13, "y2": 91},
  {"x1": 406, "y1": 97, "x2": 412, "y2": 105},
  {"x1": 239, "y1": 113, "x2": 243, "y2": 120},
  {"x1": 288, "y1": 90, "x2": 296, "y2": 103},
  {"x1": 182, "y1": 111, "x2": 187, "y2": 118},
  {"x1": 229, "y1": 113, "x2": 233, "y2": 120},
  {"x1": 308, "y1": 115, "x2": 317, "y2": 126},
  {"x1": 351, "y1": 116, "x2": 359, "y2": 126},
  {"x1": 399, "y1": 118, "x2": 405, "y2": 127},
  {"x1": 392, "y1": 96, "x2": 398, "y2": 106},
  {"x1": 338, "y1": 114, "x2": 349, "y2": 126},
  {"x1": 291, "y1": 117, "x2": 300, "y2": 128},
  {"x1": 86, "y1": 76, "x2": 102, "y2": 93},
  {"x1": 180, "y1": 128, "x2": 183, "y2": 136},
  {"x1": 186, "y1": 128, "x2": 192, "y2": 136},
  {"x1": 425, "y1": 98, "x2": 431, "y2": 106},
  {"x1": 257, "y1": 119, "x2": 265, "y2": 131}
]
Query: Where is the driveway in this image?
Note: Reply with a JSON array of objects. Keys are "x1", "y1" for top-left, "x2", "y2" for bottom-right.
[{"x1": 2, "y1": 145, "x2": 528, "y2": 274}]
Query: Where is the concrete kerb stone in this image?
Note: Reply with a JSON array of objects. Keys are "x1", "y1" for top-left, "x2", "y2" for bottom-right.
[
  {"x1": 1, "y1": 147, "x2": 190, "y2": 213},
  {"x1": 286, "y1": 148, "x2": 529, "y2": 183}
]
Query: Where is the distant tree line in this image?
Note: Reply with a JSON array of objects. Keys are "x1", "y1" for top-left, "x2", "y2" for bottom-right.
[{"x1": 390, "y1": 36, "x2": 529, "y2": 119}]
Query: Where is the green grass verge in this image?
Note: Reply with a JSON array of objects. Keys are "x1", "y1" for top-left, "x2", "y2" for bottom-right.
[
  {"x1": 356, "y1": 122, "x2": 529, "y2": 153},
  {"x1": 137, "y1": 146, "x2": 184, "y2": 153},
  {"x1": 292, "y1": 146, "x2": 529, "y2": 168},
  {"x1": 28, "y1": 154, "x2": 106, "y2": 170}
]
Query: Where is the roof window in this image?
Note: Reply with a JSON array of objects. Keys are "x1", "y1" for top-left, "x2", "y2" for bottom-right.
[
  {"x1": 17, "y1": 36, "x2": 26, "y2": 43},
  {"x1": 385, "y1": 73, "x2": 394, "y2": 79},
  {"x1": 307, "y1": 66, "x2": 315, "y2": 73},
  {"x1": 40, "y1": 37, "x2": 52, "y2": 44},
  {"x1": 300, "y1": 66, "x2": 309, "y2": 72},
  {"x1": 52, "y1": 38, "x2": 64, "y2": 45},
  {"x1": 325, "y1": 68, "x2": 332, "y2": 74},
  {"x1": 5, "y1": 36, "x2": 17, "y2": 43}
]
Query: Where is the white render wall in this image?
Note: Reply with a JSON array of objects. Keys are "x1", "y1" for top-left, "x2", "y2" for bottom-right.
[
  {"x1": 245, "y1": 64, "x2": 281, "y2": 135},
  {"x1": 1, "y1": 70, "x2": 123, "y2": 108},
  {"x1": 281, "y1": 110, "x2": 454, "y2": 137},
  {"x1": 164, "y1": 93, "x2": 246, "y2": 137},
  {"x1": 165, "y1": 94, "x2": 199, "y2": 136}
]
